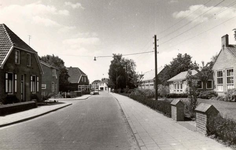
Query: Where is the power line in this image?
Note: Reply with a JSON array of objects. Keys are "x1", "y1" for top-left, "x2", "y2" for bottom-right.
[
  {"x1": 162, "y1": 7, "x2": 236, "y2": 51},
  {"x1": 96, "y1": 50, "x2": 154, "y2": 58},
  {"x1": 160, "y1": 0, "x2": 226, "y2": 39},
  {"x1": 158, "y1": 0, "x2": 213, "y2": 35},
  {"x1": 160, "y1": 0, "x2": 236, "y2": 45}
]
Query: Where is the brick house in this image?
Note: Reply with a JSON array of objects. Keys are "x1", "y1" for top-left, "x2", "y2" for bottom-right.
[
  {"x1": 67, "y1": 67, "x2": 90, "y2": 93},
  {"x1": 168, "y1": 70, "x2": 213, "y2": 94},
  {"x1": 0, "y1": 24, "x2": 43, "y2": 103},
  {"x1": 40, "y1": 61, "x2": 59, "y2": 98},
  {"x1": 91, "y1": 80, "x2": 101, "y2": 90},
  {"x1": 212, "y1": 34, "x2": 236, "y2": 94}
]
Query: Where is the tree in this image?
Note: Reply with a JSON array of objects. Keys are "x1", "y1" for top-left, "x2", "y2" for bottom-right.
[
  {"x1": 108, "y1": 54, "x2": 139, "y2": 90},
  {"x1": 41, "y1": 55, "x2": 70, "y2": 92},
  {"x1": 158, "y1": 53, "x2": 196, "y2": 85}
]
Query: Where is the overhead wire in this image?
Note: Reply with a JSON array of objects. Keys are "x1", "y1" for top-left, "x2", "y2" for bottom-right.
[
  {"x1": 160, "y1": 0, "x2": 226, "y2": 40},
  {"x1": 160, "y1": 0, "x2": 236, "y2": 45},
  {"x1": 158, "y1": 0, "x2": 213, "y2": 35}
]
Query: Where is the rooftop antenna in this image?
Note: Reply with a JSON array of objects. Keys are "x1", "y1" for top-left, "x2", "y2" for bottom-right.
[
  {"x1": 233, "y1": 29, "x2": 236, "y2": 41},
  {"x1": 28, "y1": 35, "x2": 31, "y2": 46}
]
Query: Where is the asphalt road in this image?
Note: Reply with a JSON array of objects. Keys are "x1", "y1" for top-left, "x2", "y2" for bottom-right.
[{"x1": 0, "y1": 92, "x2": 139, "y2": 150}]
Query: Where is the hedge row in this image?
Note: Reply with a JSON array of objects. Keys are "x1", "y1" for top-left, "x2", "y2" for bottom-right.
[
  {"x1": 128, "y1": 89, "x2": 171, "y2": 117},
  {"x1": 207, "y1": 114, "x2": 236, "y2": 145}
]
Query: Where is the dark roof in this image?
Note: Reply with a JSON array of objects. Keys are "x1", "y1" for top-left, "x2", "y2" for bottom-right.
[
  {"x1": 92, "y1": 80, "x2": 101, "y2": 84},
  {"x1": 0, "y1": 24, "x2": 36, "y2": 66},
  {"x1": 227, "y1": 45, "x2": 236, "y2": 57},
  {"x1": 67, "y1": 67, "x2": 87, "y2": 83},
  {"x1": 40, "y1": 61, "x2": 58, "y2": 70}
]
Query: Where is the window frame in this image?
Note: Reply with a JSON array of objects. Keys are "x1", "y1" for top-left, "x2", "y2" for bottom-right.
[
  {"x1": 226, "y1": 68, "x2": 234, "y2": 90},
  {"x1": 27, "y1": 53, "x2": 32, "y2": 67},
  {"x1": 5, "y1": 73, "x2": 14, "y2": 94},
  {"x1": 31, "y1": 75, "x2": 36, "y2": 93},
  {"x1": 15, "y1": 50, "x2": 20, "y2": 64},
  {"x1": 206, "y1": 80, "x2": 213, "y2": 89}
]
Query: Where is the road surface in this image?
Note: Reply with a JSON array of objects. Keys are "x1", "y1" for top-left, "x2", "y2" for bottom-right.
[{"x1": 0, "y1": 92, "x2": 139, "y2": 150}]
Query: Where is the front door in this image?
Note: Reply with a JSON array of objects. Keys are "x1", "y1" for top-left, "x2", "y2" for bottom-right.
[{"x1": 20, "y1": 75, "x2": 25, "y2": 101}]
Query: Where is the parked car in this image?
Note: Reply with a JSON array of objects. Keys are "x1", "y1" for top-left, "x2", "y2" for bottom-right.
[{"x1": 90, "y1": 90, "x2": 99, "y2": 95}]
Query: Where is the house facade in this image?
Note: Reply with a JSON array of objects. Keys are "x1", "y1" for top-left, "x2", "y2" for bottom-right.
[
  {"x1": 168, "y1": 70, "x2": 214, "y2": 94},
  {"x1": 139, "y1": 67, "x2": 164, "y2": 90},
  {"x1": 212, "y1": 34, "x2": 236, "y2": 94},
  {"x1": 41, "y1": 61, "x2": 59, "y2": 98},
  {"x1": 0, "y1": 24, "x2": 43, "y2": 103},
  {"x1": 91, "y1": 80, "x2": 101, "y2": 90},
  {"x1": 67, "y1": 67, "x2": 90, "y2": 93}
]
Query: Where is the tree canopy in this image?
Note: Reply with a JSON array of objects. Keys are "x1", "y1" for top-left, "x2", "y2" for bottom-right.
[
  {"x1": 108, "y1": 54, "x2": 139, "y2": 90},
  {"x1": 158, "y1": 53, "x2": 196, "y2": 85},
  {"x1": 41, "y1": 55, "x2": 70, "y2": 92}
]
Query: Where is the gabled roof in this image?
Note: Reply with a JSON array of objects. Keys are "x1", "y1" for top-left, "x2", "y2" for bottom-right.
[
  {"x1": 40, "y1": 61, "x2": 58, "y2": 70},
  {"x1": 142, "y1": 66, "x2": 164, "y2": 81},
  {"x1": 67, "y1": 67, "x2": 87, "y2": 83},
  {"x1": 0, "y1": 24, "x2": 42, "y2": 72},
  {"x1": 167, "y1": 70, "x2": 197, "y2": 82}
]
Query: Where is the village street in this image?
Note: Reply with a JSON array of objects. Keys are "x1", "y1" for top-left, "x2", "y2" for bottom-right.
[
  {"x1": 0, "y1": 92, "x2": 138, "y2": 150},
  {"x1": 0, "y1": 92, "x2": 233, "y2": 150}
]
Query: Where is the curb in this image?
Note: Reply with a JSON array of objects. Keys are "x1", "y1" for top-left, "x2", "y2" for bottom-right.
[
  {"x1": 111, "y1": 93, "x2": 141, "y2": 150},
  {"x1": 0, "y1": 103, "x2": 72, "y2": 128}
]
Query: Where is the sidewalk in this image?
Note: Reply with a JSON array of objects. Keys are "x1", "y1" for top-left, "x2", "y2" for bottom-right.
[
  {"x1": 0, "y1": 102, "x2": 71, "y2": 128},
  {"x1": 111, "y1": 93, "x2": 232, "y2": 150}
]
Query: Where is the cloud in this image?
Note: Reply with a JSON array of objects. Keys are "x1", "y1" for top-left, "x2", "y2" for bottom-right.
[
  {"x1": 32, "y1": 16, "x2": 61, "y2": 27},
  {"x1": 0, "y1": 2, "x2": 69, "y2": 27},
  {"x1": 169, "y1": 0, "x2": 178, "y2": 4},
  {"x1": 58, "y1": 26, "x2": 76, "y2": 33},
  {"x1": 65, "y1": 2, "x2": 84, "y2": 9},
  {"x1": 63, "y1": 37, "x2": 100, "y2": 49},
  {"x1": 173, "y1": 5, "x2": 236, "y2": 23}
]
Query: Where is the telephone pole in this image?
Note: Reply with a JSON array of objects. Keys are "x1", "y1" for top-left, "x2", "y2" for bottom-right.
[{"x1": 154, "y1": 35, "x2": 158, "y2": 100}]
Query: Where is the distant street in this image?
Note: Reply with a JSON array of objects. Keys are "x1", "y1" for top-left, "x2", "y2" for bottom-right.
[{"x1": 0, "y1": 92, "x2": 138, "y2": 150}]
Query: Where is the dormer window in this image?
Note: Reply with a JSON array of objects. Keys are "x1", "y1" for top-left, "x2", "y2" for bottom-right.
[
  {"x1": 15, "y1": 50, "x2": 20, "y2": 64},
  {"x1": 27, "y1": 53, "x2": 31, "y2": 66}
]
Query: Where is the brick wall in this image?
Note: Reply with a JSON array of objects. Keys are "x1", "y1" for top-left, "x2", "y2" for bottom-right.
[{"x1": 196, "y1": 113, "x2": 207, "y2": 134}]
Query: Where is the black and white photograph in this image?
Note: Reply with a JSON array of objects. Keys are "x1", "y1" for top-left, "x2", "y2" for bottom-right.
[{"x1": 0, "y1": 0, "x2": 236, "y2": 149}]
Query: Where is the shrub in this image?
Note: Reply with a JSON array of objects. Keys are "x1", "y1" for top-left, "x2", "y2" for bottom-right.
[
  {"x1": 166, "y1": 93, "x2": 188, "y2": 98},
  {"x1": 128, "y1": 89, "x2": 171, "y2": 117},
  {"x1": 198, "y1": 90, "x2": 218, "y2": 99},
  {"x1": 31, "y1": 94, "x2": 39, "y2": 102},
  {"x1": 2, "y1": 95, "x2": 19, "y2": 104},
  {"x1": 183, "y1": 100, "x2": 198, "y2": 119},
  {"x1": 207, "y1": 114, "x2": 236, "y2": 145},
  {"x1": 216, "y1": 95, "x2": 226, "y2": 101},
  {"x1": 225, "y1": 88, "x2": 236, "y2": 102},
  {"x1": 158, "y1": 85, "x2": 169, "y2": 97}
]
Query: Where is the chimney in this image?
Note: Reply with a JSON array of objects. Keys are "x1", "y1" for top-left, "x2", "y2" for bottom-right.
[{"x1": 221, "y1": 34, "x2": 229, "y2": 48}]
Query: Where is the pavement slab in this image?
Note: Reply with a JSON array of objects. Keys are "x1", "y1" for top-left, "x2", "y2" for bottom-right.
[
  {"x1": 111, "y1": 93, "x2": 233, "y2": 150},
  {"x1": 0, "y1": 102, "x2": 72, "y2": 127}
]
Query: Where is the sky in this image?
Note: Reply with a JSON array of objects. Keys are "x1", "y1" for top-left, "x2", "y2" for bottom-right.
[{"x1": 1, "y1": 0, "x2": 236, "y2": 82}]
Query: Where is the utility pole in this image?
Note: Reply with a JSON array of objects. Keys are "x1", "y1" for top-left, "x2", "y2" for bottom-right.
[{"x1": 154, "y1": 35, "x2": 158, "y2": 100}]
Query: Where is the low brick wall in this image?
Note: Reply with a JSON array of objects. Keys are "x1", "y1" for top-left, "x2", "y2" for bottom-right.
[
  {"x1": 0, "y1": 101, "x2": 37, "y2": 116},
  {"x1": 196, "y1": 113, "x2": 207, "y2": 134}
]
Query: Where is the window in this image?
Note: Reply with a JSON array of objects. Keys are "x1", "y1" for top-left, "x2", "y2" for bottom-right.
[
  {"x1": 52, "y1": 82, "x2": 55, "y2": 92},
  {"x1": 14, "y1": 74, "x2": 17, "y2": 92},
  {"x1": 31, "y1": 75, "x2": 36, "y2": 93},
  {"x1": 37, "y1": 77, "x2": 39, "y2": 92},
  {"x1": 52, "y1": 69, "x2": 57, "y2": 78},
  {"x1": 5, "y1": 73, "x2": 13, "y2": 93},
  {"x1": 227, "y1": 69, "x2": 234, "y2": 89},
  {"x1": 197, "y1": 81, "x2": 203, "y2": 89},
  {"x1": 206, "y1": 80, "x2": 213, "y2": 89},
  {"x1": 174, "y1": 82, "x2": 183, "y2": 93},
  {"x1": 15, "y1": 50, "x2": 20, "y2": 64},
  {"x1": 217, "y1": 70, "x2": 223, "y2": 91},
  {"x1": 42, "y1": 84, "x2": 46, "y2": 89},
  {"x1": 27, "y1": 53, "x2": 31, "y2": 66},
  {"x1": 84, "y1": 77, "x2": 86, "y2": 82}
]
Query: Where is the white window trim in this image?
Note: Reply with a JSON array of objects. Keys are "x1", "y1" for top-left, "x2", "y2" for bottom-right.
[
  {"x1": 216, "y1": 70, "x2": 223, "y2": 85},
  {"x1": 226, "y1": 68, "x2": 234, "y2": 86},
  {"x1": 14, "y1": 74, "x2": 17, "y2": 92},
  {"x1": 206, "y1": 80, "x2": 213, "y2": 89},
  {"x1": 5, "y1": 72, "x2": 14, "y2": 94},
  {"x1": 42, "y1": 84, "x2": 47, "y2": 89},
  {"x1": 15, "y1": 50, "x2": 20, "y2": 64}
]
